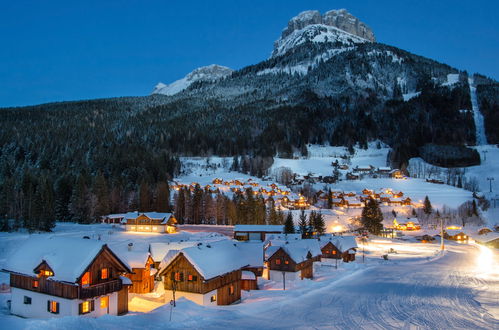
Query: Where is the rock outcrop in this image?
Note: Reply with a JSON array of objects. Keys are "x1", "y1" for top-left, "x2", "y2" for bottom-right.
[{"x1": 281, "y1": 9, "x2": 375, "y2": 42}]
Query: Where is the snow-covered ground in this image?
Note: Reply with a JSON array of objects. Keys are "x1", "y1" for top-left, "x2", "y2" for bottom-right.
[{"x1": 1, "y1": 223, "x2": 497, "y2": 329}]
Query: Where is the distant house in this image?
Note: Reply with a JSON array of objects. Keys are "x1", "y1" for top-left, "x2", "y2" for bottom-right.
[
  {"x1": 3, "y1": 237, "x2": 132, "y2": 318},
  {"x1": 477, "y1": 228, "x2": 493, "y2": 235},
  {"x1": 234, "y1": 225, "x2": 284, "y2": 241},
  {"x1": 158, "y1": 241, "x2": 249, "y2": 306},
  {"x1": 393, "y1": 218, "x2": 421, "y2": 231},
  {"x1": 377, "y1": 167, "x2": 392, "y2": 177},
  {"x1": 101, "y1": 214, "x2": 126, "y2": 224},
  {"x1": 346, "y1": 172, "x2": 359, "y2": 180},
  {"x1": 319, "y1": 235, "x2": 358, "y2": 262},
  {"x1": 123, "y1": 212, "x2": 177, "y2": 234},
  {"x1": 473, "y1": 232, "x2": 499, "y2": 248},
  {"x1": 390, "y1": 169, "x2": 404, "y2": 179},
  {"x1": 265, "y1": 239, "x2": 322, "y2": 281},
  {"x1": 444, "y1": 230, "x2": 468, "y2": 241},
  {"x1": 118, "y1": 249, "x2": 156, "y2": 294},
  {"x1": 355, "y1": 165, "x2": 373, "y2": 173}
]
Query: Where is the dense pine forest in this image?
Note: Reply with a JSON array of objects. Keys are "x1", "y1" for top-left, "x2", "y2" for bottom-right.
[{"x1": 0, "y1": 38, "x2": 494, "y2": 231}]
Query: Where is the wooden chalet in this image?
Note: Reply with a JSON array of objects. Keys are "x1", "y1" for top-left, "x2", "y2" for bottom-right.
[
  {"x1": 477, "y1": 228, "x2": 493, "y2": 235},
  {"x1": 149, "y1": 242, "x2": 199, "y2": 269},
  {"x1": 393, "y1": 218, "x2": 421, "y2": 231},
  {"x1": 101, "y1": 213, "x2": 126, "y2": 224},
  {"x1": 444, "y1": 230, "x2": 468, "y2": 241},
  {"x1": 234, "y1": 225, "x2": 284, "y2": 241},
  {"x1": 346, "y1": 172, "x2": 360, "y2": 180},
  {"x1": 3, "y1": 237, "x2": 132, "y2": 318},
  {"x1": 123, "y1": 212, "x2": 177, "y2": 234},
  {"x1": 118, "y1": 249, "x2": 156, "y2": 294},
  {"x1": 473, "y1": 232, "x2": 499, "y2": 249},
  {"x1": 390, "y1": 169, "x2": 404, "y2": 179},
  {"x1": 319, "y1": 235, "x2": 358, "y2": 262},
  {"x1": 265, "y1": 240, "x2": 322, "y2": 281},
  {"x1": 158, "y1": 241, "x2": 250, "y2": 306}
]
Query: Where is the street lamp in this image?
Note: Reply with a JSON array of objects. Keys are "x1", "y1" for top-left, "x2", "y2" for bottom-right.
[{"x1": 487, "y1": 177, "x2": 494, "y2": 193}]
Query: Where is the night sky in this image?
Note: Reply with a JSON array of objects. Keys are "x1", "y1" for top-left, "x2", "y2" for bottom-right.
[{"x1": 1, "y1": 0, "x2": 498, "y2": 107}]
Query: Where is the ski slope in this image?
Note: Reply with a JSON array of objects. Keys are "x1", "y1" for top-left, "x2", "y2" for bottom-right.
[{"x1": 469, "y1": 77, "x2": 488, "y2": 145}]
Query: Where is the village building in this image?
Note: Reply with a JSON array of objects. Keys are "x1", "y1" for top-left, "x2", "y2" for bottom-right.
[
  {"x1": 473, "y1": 232, "x2": 499, "y2": 249},
  {"x1": 393, "y1": 218, "x2": 421, "y2": 231},
  {"x1": 236, "y1": 242, "x2": 264, "y2": 291},
  {"x1": 234, "y1": 225, "x2": 284, "y2": 241},
  {"x1": 477, "y1": 227, "x2": 493, "y2": 235},
  {"x1": 149, "y1": 242, "x2": 200, "y2": 269},
  {"x1": 390, "y1": 169, "x2": 405, "y2": 179},
  {"x1": 3, "y1": 237, "x2": 132, "y2": 319},
  {"x1": 444, "y1": 229, "x2": 468, "y2": 241},
  {"x1": 319, "y1": 235, "x2": 358, "y2": 262},
  {"x1": 123, "y1": 212, "x2": 177, "y2": 234},
  {"x1": 264, "y1": 239, "x2": 322, "y2": 281},
  {"x1": 101, "y1": 214, "x2": 127, "y2": 224},
  {"x1": 158, "y1": 241, "x2": 249, "y2": 306},
  {"x1": 117, "y1": 249, "x2": 156, "y2": 294}
]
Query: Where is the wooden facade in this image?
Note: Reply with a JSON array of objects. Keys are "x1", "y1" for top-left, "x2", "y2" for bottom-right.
[
  {"x1": 125, "y1": 255, "x2": 156, "y2": 294},
  {"x1": 267, "y1": 247, "x2": 317, "y2": 280},
  {"x1": 321, "y1": 242, "x2": 342, "y2": 259},
  {"x1": 8, "y1": 245, "x2": 130, "y2": 302},
  {"x1": 161, "y1": 253, "x2": 241, "y2": 305}
]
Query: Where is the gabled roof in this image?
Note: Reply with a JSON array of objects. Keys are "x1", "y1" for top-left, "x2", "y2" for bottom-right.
[
  {"x1": 319, "y1": 235, "x2": 358, "y2": 251},
  {"x1": 234, "y1": 225, "x2": 284, "y2": 233},
  {"x1": 149, "y1": 241, "x2": 199, "y2": 262},
  {"x1": 123, "y1": 212, "x2": 172, "y2": 221},
  {"x1": 3, "y1": 236, "x2": 130, "y2": 283},
  {"x1": 160, "y1": 240, "x2": 250, "y2": 280},
  {"x1": 266, "y1": 239, "x2": 322, "y2": 263},
  {"x1": 473, "y1": 232, "x2": 499, "y2": 243},
  {"x1": 445, "y1": 229, "x2": 466, "y2": 236},
  {"x1": 116, "y1": 250, "x2": 152, "y2": 269}
]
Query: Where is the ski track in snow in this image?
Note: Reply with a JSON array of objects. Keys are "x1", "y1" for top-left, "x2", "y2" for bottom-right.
[{"x1": 469, "y1": 77, "x2": 488, "y2": 146}]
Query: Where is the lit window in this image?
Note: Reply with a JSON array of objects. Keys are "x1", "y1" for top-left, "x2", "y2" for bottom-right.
[
  {"x1": 40, "y1": 270, "x2": 53, "y2": 277},
  {"x1": 188, "y1": 275, "x2": 193, "y2": 281},
  {"x1": 100, "y1": 296, "x2": 109, "y2": 309},
  {"x1": 210, "y1": 295, "x2": 216, "y2": 302},
  {"x1": 229, "y1": 285, "x2": 234, "y2": 295},
  {"x1": 32, "y1": 280, "x2": 39, "y2": 288},
  {"x1": 275, "y1": 259, "x2": 281, "y2": 265},
  {"x1": 152, "y1": 227, "x2": 157, "y2": 231},
  {"x1": 145, "y1": 226, "x2": 150, "y2": 230},
  {"x1": 174, "y1": 272, "x2": 183, "y2": 281},
  {"x1": 139, "y1": 226, "x2": 143, "y2": 230},
  {"x1": 284, "y1": 260, "x2": 289, "y2": 265},
  {"x1": 332, "y1": 250, "x2": 337, "y2": 255},
  {"x1": 131, "y1": 226, "x2": 136, "y2": 230},
  {"x1": 325, "y1": 250, "x2": 330, "y2": 254},
  {"x1": 101, "y1": 268, "x2": 108, "y2": 280},
  {"x1": 48, "y1": 300, "x2": 59, "y2": 314},
  {"x1": 82, "y1": 301, "x2": 90, "y2": 314},
  {"x1": 81, "y1": 272, "x2": 91, "y2": 286}
]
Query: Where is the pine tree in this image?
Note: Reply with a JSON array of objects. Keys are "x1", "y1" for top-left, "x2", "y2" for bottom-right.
[
  {"x1": 326, "y1": 188, "x2": 332, "y2": 209},
  {"x1": 471, "y1": 199, "x2": 478, "y2": 216},
  {"x1": 93, "y1": 172, "x2": 110, "y2": 220},
  {"x1": 307, "y1": 211, "x2": 315, "y2": 238},
  {"x1": 314, "y1": 211, "x2": 326, "y2": 235},
  {"x1": 284, "y1": 212, "x2": 295, "y2": 233},
  {"x1": 155, "y1": 181, "x2": 171, "y2": 212},
  {"x1": 54, "y1": 175, "x2": 72, "y2": 221},
  {"x1": 298, "y1": 210, "x2": 308, "y2": 238},
  {"x1": 361, "y1": 198, "x2": 384, "y2": 235},
  {"x1": 423, "y1": 196, "x2": 433, "y2": 215},
  {"x1": 69, "y1": 174, "x2": 91, "y2": 224},
  {"x1": 139, "y1": 181, "x2": 151, "y2": 212}
]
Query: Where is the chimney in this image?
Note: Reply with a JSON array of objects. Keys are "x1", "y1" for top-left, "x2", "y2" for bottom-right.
[{"x1": 128, "y1": 243, "x2": 133, "y2": 251}]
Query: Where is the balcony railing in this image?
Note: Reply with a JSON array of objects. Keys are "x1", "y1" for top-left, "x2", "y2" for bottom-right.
[{"x1": 79, "y1": 279, "x2": 122, "y2": 299}]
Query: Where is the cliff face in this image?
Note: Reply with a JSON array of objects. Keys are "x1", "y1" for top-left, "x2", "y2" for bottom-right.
[{"x1": 280, "y1": 9, "x2": 376, "y2": 42}]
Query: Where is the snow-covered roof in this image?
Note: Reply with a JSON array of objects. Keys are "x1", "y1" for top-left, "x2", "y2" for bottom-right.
[
  {"x1": 149, "y1": 241, "x2": 199, "y2": 262},
  {"x1": 103, "y1": 213, "x2": 126, "y2": 219},
  {"x1": 120, "y1": 275, "x2": 132, "y2": 286},
  {"x1": 473, "y1": 232, "x2": 499, "y2": 243},
  {"x1": 123, "y1": 212, "x2": 172, "y2": 221},
  {"x1": 234, "y1": 225, "x2": 284, "y2": 233},
  {"x1": 445, "y1": 229, "x2": 466, "y2": 236},
  {"x1": 266, "y1": 239, "x2": 322, "y2": 263},
  {"x1": 235, "y1": 242, "x2": 264, "y2": 268},
  {"x1": 378, "y1": 167, "x2": 391, "y2": 171},
  {"x1": 241, "y1": 270, "x2": 256, "y2": 280},
  {"x1": 265, "y1": 234, "x2": 302, "y2": 242},
  {"x1": 319, "y1": 235, "x2": 358, "y2": 251},
  {"x1": 116, "y1": 250, "x2": 151, "y2": 269},
  {"x1": 4, "y1": 236, "x2": 129, "y2": 283},
  {"x1": 161, "y1": 240, "x2": 251, "y2": 280}
]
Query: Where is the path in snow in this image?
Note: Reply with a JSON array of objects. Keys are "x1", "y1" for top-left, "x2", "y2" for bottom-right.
[{"x1": 469, "y1": 77, "x2": 488, "y2": 146}]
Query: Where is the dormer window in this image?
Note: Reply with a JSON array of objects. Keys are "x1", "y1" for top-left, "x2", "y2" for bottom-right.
[
  {"x1": 40, "y1": 270, "x2": 53, "y2": 277},
  {"x1": 81, "y1": 272, "x2": 91, "y2": 286}
]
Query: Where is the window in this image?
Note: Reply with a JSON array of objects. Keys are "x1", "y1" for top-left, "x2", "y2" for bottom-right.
[
  {"x1": 210, "y1": 295, "x2": 217, "y2": 302},
  {"x1": 40, "y1": 270, "x2": 53, "y2": 277},
  {"x1": 32, "y1": 280, "x2": 39, "y2": 288},
  {"x1": 152, "y1": 226, "x2": 158, "y2": 231},
  {"x1": 101, "y1": 268, "x2": 108, "y2": 280},
  {"x1": 275, "y1": 259, "x2": 281, "y2": 265},
  {"x1": 131, "y1": 226, "x2": 136, "y2": 230},
  {"x1": 284, "y1": 260, "x2": 289, "y2": 265},
  {"x1": 145, "y1": 226, "x2": 150, "y2": 230},
  {"x1": 23, "y1": 296, "x2": 32, "y2": 304},
  {"x1": 81, "y1": 272, "x2": 91, "y2": 286},
  {"x1": 325, "y1": 250, "x2": 330, "y2": 254},
  {"x1": 332, "y1": 250, "x2": 337, "y2": 255},
  {"x1": 229, "y1": 285, "x2": 234, "y2": 295},
  {"x1": 173, "y1": 272, "x2": 183, "y2": 282},
  {"x1": 47, "y1": 300, "x2": 59, "y2": 314},
  {"x1": 100, "y1": 296, "x2": 109, "y2": 309},
  {"x1": 79, "y1": 300, "x2": 94, "y2": 314}
]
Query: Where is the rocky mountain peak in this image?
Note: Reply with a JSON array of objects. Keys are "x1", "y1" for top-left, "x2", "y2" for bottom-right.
[{"x1": 281, "y1": 9, "x2": 375, "y2": 42}]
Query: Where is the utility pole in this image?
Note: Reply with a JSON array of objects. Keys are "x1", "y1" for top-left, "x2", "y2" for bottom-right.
[
  {"x1": 482, "y1": 150, "x2": 488, "y2": 162},
  {"x1": 440, "y1": 216, "x2": 445, "y2": 251},
  {"x1": 282, "y1": 271, "x2": 286, "y2": 291},
  {"x1": 487, "y1": 177, "x2": 494, "y2": 193}
]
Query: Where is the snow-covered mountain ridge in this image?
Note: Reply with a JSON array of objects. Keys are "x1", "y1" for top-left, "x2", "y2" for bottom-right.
[{"x1": 152, "y1": 64, "x2": 233, "y2": 96}]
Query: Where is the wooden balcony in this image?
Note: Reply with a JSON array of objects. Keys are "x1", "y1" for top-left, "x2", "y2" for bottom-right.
[{"x1": 79, "y1": 279, "x2": 123, "y2": 299}]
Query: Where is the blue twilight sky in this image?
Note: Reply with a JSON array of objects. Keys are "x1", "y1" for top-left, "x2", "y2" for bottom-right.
[{"x1": 1, "y1": 0, "x2": 498, "y2": 107}]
